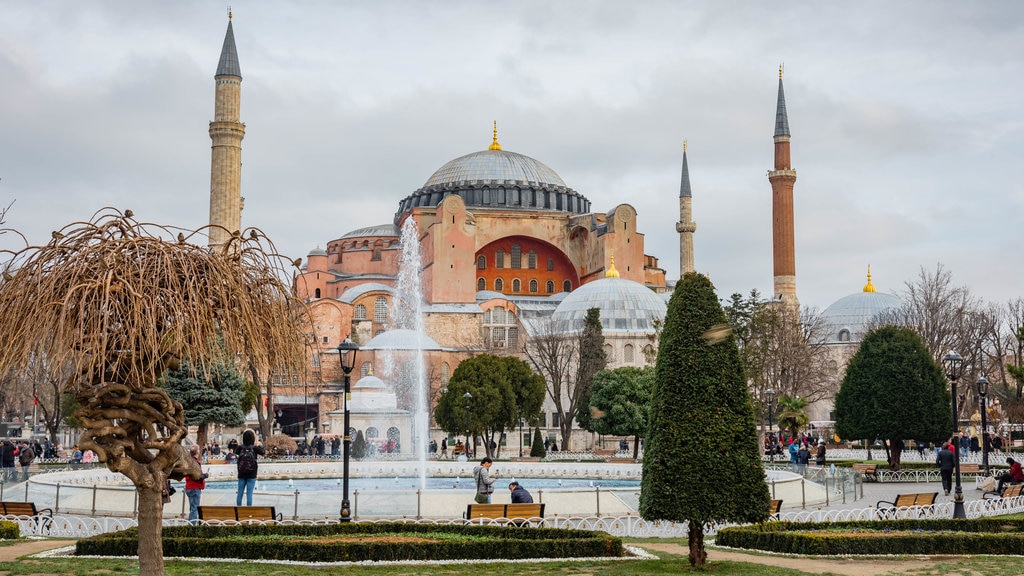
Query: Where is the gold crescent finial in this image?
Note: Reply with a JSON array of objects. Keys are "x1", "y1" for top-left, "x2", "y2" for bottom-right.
[
  {"x1": 606, "y1": 252, "x2": 620, "y2": 278},
  {"x1": 228, "y1": 5, "x2": 232, "y2": 20},
  {"x1": 683, "y1": 139, "x2": 687, "y2": 153},
  {"x1": 863, "y1": 265, "x2": 876, "y2": 293},
  {"x1": 779, "y1": 63, "x2": 784, "y2": 79},
  {"x1": 488, "y1": 121, "x2": 502, "y2": 151}
]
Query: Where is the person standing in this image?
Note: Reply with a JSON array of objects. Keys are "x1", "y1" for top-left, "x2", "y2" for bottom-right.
[
  {"x1": 440, "y1": 437, "x2": 448, "y2": 459},
  {"x1": 958, "y1": 432, "x2": 970, "y2": 460},
  {"x1": 936, "y1": 442, "x2": 956, "y2": 496},
  {"x1": 473, "y1": 457, "x2": 496, "y2": 504},
  {"x1": 185, "y1": 445, "x2": 208, "y2": 524},
  {"x1": 18, "y1": 442, "x2": 35, "y2": 481},
  {"x1": 1, "y1": 441, "x2": 16, "y2": 481},
  {"x1": 814, "y1": 440, "x2": 827, "y2": 466},
  {"x1": 509, "y1": 481, "x2": 533, "y2": 503},
  {"x1": 234, "y1": 429, "x2": 264, "y2": 506},
  {"x1": 796, "y1": 443, "x2": 811, "y2": 475}
]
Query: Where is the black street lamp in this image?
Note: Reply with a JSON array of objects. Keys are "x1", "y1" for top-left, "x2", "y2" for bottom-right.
[
  {"x1": 463, "y1": 392, "x2": 473, "y2": 461},
  {"x1": 336, "y1": 337, "x2": 360, "y2": 522},
  {"x1": 942, "y1": 350, "x2": 966, "y2": 519},
  {"x1": 519, "y1": 418, "x2": 525, "y2": 458},
  {"x1": 765, "y1": 388, "x2": 776, "y2": 464},
  {"x1": 977, "y1": 375, "x2": 990, "y2": 474}
]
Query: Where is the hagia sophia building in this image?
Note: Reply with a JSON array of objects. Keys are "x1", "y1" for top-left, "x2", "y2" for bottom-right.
[{"x1": 206, "y1": 17, "x2": 900, "y2": 450}]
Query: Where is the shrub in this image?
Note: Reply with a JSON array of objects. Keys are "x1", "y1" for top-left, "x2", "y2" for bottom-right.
[
  {"x1": 0, "y1": 520, "x2": 19, "y2": 539},
  {"x1": 264, "y1": 433, "x2": 297, "y2": 458}
]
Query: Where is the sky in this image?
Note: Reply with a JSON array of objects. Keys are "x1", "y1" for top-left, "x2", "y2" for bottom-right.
[{"x1": 1, "y1": 1, "x2": 1022, "y2": 311}]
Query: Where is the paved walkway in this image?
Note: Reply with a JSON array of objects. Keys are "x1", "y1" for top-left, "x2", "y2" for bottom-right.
[{"x1": 779, "y1": 477, "x2": 988, "y2": 514}]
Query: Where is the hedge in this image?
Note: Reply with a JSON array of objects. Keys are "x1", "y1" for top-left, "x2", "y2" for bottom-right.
[{"x1": 0, "y1": 521, "x2": 18, "y2": 540}]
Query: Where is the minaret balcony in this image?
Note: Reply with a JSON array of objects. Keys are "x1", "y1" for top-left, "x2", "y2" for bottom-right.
[{"x1": 768, "y1": 169, "x2": 797, "y2": 179}]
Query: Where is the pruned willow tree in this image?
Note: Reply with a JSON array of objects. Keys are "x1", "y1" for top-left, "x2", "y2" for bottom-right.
[{"x1": 0, "y1": 209, "x2": 310, "y2": 576}]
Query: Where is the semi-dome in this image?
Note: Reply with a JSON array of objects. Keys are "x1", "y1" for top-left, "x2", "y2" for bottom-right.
[
  {"x1": 361, "y1": 328, "x2": 442, "y2": 351},
  {"x1": 821, "y1": 270, "x2": 902, "y2": 344},
  {"x1": 394, "y1": 128, "x2": 591, "y2": 222},
  {"x1": 340, "y1": 224, "x2": 400, "y2": 239},
  {"x1": 551, "y1": 275, "x2": 667, "y2": 334}
]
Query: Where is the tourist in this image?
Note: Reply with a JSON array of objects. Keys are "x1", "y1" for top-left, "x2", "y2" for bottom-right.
[
  {"x1": 958, "y1": 432, "x2": 970, "y2": 460},
  {"x1": 1, "y1": 440, "x2": 16, "y2": 481},
  {"x1": 234, "y1": 429, "x2": 264, "y2": 506},
  {"x1": 185, "y1": 445, "x2": 208, "y2": 524},
  {"x1": 788, "y1": 440, "x2": 799, "y2": 472},
  {"x1": 440, "y1": 438, "x2": 448, "y2": 459},
  {"x1": 936, "y1": 442, "x2": 956, "y2": 496},
  {"x1": 997, "y1": 457, "x2": 1024, "y2": 495},
  {"x1": 796, "y1": 443, "x2": 810, "y2": 475},
  {"x1": 70, "y1": 445, "x2": 83, "y2": 469},
  {"x1": 473, "y1": 457, "x2": 496, "y2": 504},
  {"x1": 814, "y1": 440, "x2": 826, "y2": 466},
  {"x1": 550, "y1": 441, "x2": 558, "y2": 452},
  {"x1": 509, "y1": 481, "x2": 533, "y2": 503},
  {"x1": 82, "y1": 449, "x2": 95, "y2": 466},
  {"x1": 992, "y1": 434, "x2": 1004, "y2": 455},
  {"x1": 18, "y1": 441, "x2": 34, "y2": 482}
]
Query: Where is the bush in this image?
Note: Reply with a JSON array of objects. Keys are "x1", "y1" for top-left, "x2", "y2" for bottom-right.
[
  {"x1": 0, "y1": 520, "x2": 19, "y2": 539},
  {"x1": 76, "y1": 522, "x2": 623, "y2": 562},
  {"x1": 264, "y1": 434, "x2": 297, "y2": 458}
]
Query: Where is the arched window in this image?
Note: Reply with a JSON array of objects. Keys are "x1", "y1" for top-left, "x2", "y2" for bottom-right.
[
  {"x1": 494, "y1": 278, "x2": 504, "y2": 291},
  {"x1": 374, "y1": 296, "x2": 387, "y2": 324},
  {"x1": 477, "y1": 277, "x2": 485, "y2": 291},
  {"x1": 529, "y1": 279, "x2": 538, "y2": 293},
  {"x1": 563, "y1": 280, "x2": 572, "y2": 292},
  {"x1": 372, "y1": 248, "x2": 382, "y2": 261},
  {"x1": 603, "y1": 343, "x2": 614, "y2": 363},
  {"x1": 838, "y1": 329, "x2": 851, "y2": 342},
  {"x1": 528, "y1": 251, "x2": 537, "y2": 269},
  {"x1": 441, "y1": 363, "x2": 451, "y2": 387},
  {"x1": 493, "y1": 307, "x2": 506, "y2": 324},
  {"x1": 477, "y1": 255, "x2": 486, "y2": 270},
  {"x1": 624, "y1": 344, "x2": 635, "y2": 364},
  {"x1": 642, "y1": 345, "x2": 654, "y2": 364},
  {"x1": 511, "y1": 244, "x2": 522, "y2": 268},
  {"x1": 366, "y1": 426, "x2": 379, "y2": 440},
  {"x1": 314, "y1": 288, "x2": 321, "y2": 298},
  {"x1": 496, "y1": 250, "x2": 504, "y2": 268},
  {"x1": 512, "y1": 279, "x2": 521, "y2": 292},
  {"x1": 547, "y1": 258, "x2": 554, "y2": 271},
  {"x1": 354, "y1": 304, "x2": 367, "y2": 320},
  {"x1": 546, "y1": 280, "x2": 555, "y2": 293}
]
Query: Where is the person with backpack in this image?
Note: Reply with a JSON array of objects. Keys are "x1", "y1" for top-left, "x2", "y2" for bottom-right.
[
  {"x1": 18, "y1": 442, "x2": 35, "y2": 481},
  {"x1": 233, "y1": 429, "x2": 264, "y2": 506}
]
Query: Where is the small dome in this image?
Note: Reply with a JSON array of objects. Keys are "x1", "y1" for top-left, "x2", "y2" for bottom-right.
[
  {"x1": 362, "y1": 328, "x2": 442, "y2": 351},
  {"x1": 340, "y1": 224, "x2": 400, "y2": 239},
  {"x1": 822, "y1": 291, "x2": 902, "y2": 344},
  {"x1": 354, "y1": 374, "x2": 387, "y2": 389},
  {"x1": 307, "y1": 246, "x2": 327, "y2": 257},
  {"x1": 551, "y1": 277, "x2": 666, "y2": 334}
]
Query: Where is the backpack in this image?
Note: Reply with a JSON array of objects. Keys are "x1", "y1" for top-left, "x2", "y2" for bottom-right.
[{"x1": 237, "y1": 446, "x2": 257, "y2": 475}]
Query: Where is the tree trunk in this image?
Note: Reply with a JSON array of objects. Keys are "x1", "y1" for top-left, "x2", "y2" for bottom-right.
[
  {"x1": 688, "y1": 522, "x2": 707, "y2": 568},
  {"x1": 196, "y1": 422, "x2": 209, "y2": 452},
  {"x1": 137, "y1": 481, "x2": 166, "y2": 576},
  {"x1": 886, "y1": 438, "x2": 902, "y2": 471},
  {"x1": 632, "y1": 435, "x2": 640, "y2": 460}
]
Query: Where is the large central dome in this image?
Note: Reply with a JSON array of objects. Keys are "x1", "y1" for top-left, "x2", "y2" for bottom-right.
[
  {"x1": 394, "y1": 130, "x2": 591, "y2": 222},
  {"x1": 423, "y1": 149, "x2": 567, "y2": 188}
]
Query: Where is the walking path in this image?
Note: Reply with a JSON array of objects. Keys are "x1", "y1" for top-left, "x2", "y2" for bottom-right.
[{"x1": 0, "y1": 539, "x2": 75, "y2": 561}]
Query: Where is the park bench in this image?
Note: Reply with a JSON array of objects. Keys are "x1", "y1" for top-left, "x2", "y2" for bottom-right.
[
  {"x1": 876, "y1": 492, "x2": 937, "y2": 518},
  {"x1": 0, "y1": 501, "x2": 53, "y2": 532},
  {"x1": 197, "y1": 505, "x2": 281, "y2": 524},
  {"x1": 464, "y1": 503, "x2": 545, "y2": 526},
  {"x1": 958, "y1": 463, "x2": 983, "y2": 476},
  {"x1": 769, "y1": 499, "x2": 783, "y2": 520},
  {"x1": 983, "y1": 483, "x2": 1024, "y2": 500},
  {"x1": 852, "y1": 463, "x2": 878, "y2": 481}
]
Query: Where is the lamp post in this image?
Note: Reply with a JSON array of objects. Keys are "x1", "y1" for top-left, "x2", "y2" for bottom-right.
[
  {"x1": 519, "y1": 418, "x2": 525, "y2": 458},
  {"x1": 463, "y1": 392, "x2": 473, "y2": 461},
  {"x1": 336, "y1": 338, "x2": 359, "y2": 522},
  {"x1": 765, "y1": 388, "x2": 776, "y2": 465},
  {"x1": 977, "y1": 375, "x2": 990, "y2": 474},
  {"x1": 943, "y1": 350, "x2": 966, "y2": 519}
]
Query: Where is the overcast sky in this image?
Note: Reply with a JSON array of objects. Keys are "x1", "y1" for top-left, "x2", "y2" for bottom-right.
[{"x1": 1, "y1": 1, "x2": 1021, "y2": 310}]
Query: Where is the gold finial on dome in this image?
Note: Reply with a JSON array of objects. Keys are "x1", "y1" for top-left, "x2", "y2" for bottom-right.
[
  {"x1": 367, "y1": 364, "x2": 374, "y2": 375},
  {"x1": 606, "y1": 252, "x2": 620, "y2": 278},
  {"x1": 863, "y1": 265, "x2": 876, "y2": 293},
  {"x1": 488, "y1": 121, "x2": 502, "y2": 151}
]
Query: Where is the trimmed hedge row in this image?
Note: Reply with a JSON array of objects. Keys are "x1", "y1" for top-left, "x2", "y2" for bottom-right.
[
  {"x1": 76, "y1": 522, "x2": 624, "y2": 562},
  {"x1": 717, "y1": 518, "x2": 1024, "y2": 555},
  {"x1": 0, "y1": 520, "x2": 19, "y2": 539}
]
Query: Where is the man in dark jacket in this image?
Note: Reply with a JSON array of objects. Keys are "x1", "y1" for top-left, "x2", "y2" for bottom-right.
[
  {"x1": 18, "y1": 442, "x2": 35, "y2": 481},
  {"x1": 509, "y1": 481, "x2": 533, "y2": 503},
  {"x1": 936, "y1": 442, "x2": 956, "y2": 496},
  {"x1": 1, "y1": 441, "x2": 16, "y2": 482}
]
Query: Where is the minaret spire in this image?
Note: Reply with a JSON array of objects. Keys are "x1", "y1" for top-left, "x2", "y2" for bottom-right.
[
  {"x1": 208, "y1": 15, "x2": 246, "y2": 253},
  {"x1": 768, "y1": 67, "x2": 798, "y2": 305},
  {"x1": 675, "y1": 140, "x2": 697, "y2": 276}
]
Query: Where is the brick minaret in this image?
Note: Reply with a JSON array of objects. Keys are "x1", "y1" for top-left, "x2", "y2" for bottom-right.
[
  {"x1": 675, "y1": 140, "x2": 696, "y2": 276},
  {"x1": 208, "y1": 13, "x2": 245, "y2": 253},
  {"x1": 768, "y1": 66, "x2": 798, "y2": 305}
]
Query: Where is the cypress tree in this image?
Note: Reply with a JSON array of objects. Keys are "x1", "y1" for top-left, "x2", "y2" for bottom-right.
[
  {"x1": 639, "y1": 273, "x2": 769, "y2": 567},
  {"x1": 352, "y1": 430, "x2": 367, "y2": 459},
  {"x1": 530, "y1": 427, "x2": 546, "y2": 458}
]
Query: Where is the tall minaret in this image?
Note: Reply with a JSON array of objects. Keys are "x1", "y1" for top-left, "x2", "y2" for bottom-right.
[
  {"x1": 768, "y1": 65, "x2": 798, "y2": 305},
  {"x1": 675, "y1": 140, "x2": 696, "y2": 276},
  {"x1": 208, "y1": 12, "x2": 245, "y2": 253}
]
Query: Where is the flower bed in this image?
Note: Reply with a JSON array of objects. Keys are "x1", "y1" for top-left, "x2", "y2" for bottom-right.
[
  {"x1": 76, "y1": 522, "x2": 624, "y2": 562},
  {"x1": 717, "y1": 518, "x2": 1024, "y2": 555}
]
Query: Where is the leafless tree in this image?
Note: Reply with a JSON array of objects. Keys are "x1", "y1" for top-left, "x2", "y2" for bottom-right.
[
  {"x1": 524, "y1": 323, "x2": 581, "y2": 450},
  {"x1": 0, "y1": 209, "x2": 310, "y2": 576}
]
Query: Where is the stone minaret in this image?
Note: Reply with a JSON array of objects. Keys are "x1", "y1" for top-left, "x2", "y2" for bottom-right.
[
  {"x1": 208, "y1": 13, "x2": 245, "y2": 253},
  {"x1": 768, "y1": 66, "x2": 798, "y2": 305},
  {"x1": 675, "y1": 140, "x2": 696, "y2": 276}
]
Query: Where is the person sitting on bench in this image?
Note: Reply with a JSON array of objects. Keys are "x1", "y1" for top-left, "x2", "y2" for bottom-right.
[
  {"x1": 997, "y1": 457, "x2": 1024, "y2": 494},
  {"x1": 509, "y1": 481, "x2": 533, "y2": 504}
]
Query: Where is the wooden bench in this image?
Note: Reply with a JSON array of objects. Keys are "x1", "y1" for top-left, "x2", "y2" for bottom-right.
[
  {"x1": 876, "y1": 492, "x2": 937, "y2": 518},
  {"x1": 852, "y1": 463, "x2": 879, "y2": 481},
  {"x1": 983, "y1": 483, "x2": 1024, "y2": 500},
  {"x1": 769, "y1": 499, "x2": 783, "y2": 520},
  {"x1": 0, "y1": 501, "x2": 53, "y2": 532},
  {"x1": 959, "y1": 463, "x2": 983, "y2": 475},
  {"x1": 464, "y1": 503, "x2": 545, "y2": 526},
  {"x1": 197, "y1": 505, "x2": 281, "y2": 524}
]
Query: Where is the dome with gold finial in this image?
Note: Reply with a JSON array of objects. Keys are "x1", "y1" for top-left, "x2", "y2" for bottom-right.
[
  {"x1": 550, "y1": 259, "x2": 666, "y2": 334},
  {"x1": 821, "y1": 267, "x2": 901, "y2": 344},
  {"x1": 394, "y1": 123, "x2": 590, "y2": 222}
]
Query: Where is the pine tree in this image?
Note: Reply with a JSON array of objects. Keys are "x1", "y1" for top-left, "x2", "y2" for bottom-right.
[
  {"x1": 161, "y1": 356, "x2": 246, "y2": 448},
  {"x1": 530, "y1": 427, "x2": 546, "y2": 458},
  {"x1": 639, "y1": 273, "x2": 769, "y2": 568}
]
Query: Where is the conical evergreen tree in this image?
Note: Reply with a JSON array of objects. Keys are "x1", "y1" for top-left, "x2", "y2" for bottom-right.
[
  {"x1": 530, "y1": 427, "x2": 546, "y2": 458},
  {"x1": 352, "y1": 430, "x2": 367, "y2": 459},
  {"x1": 640, "y1": 273, "x2": 769, "y2": 567}
]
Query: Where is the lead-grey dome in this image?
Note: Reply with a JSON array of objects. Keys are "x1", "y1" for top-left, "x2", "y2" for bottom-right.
[
  {"x1": 551, "y1": 277, "x2": 667, "y2": 334},
  {"x1": 424, "y1": 149, "x2": 567, "y2": 188},
  {"x1": 822, "y1": 289, "x2": 901, "y2": 344}
]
